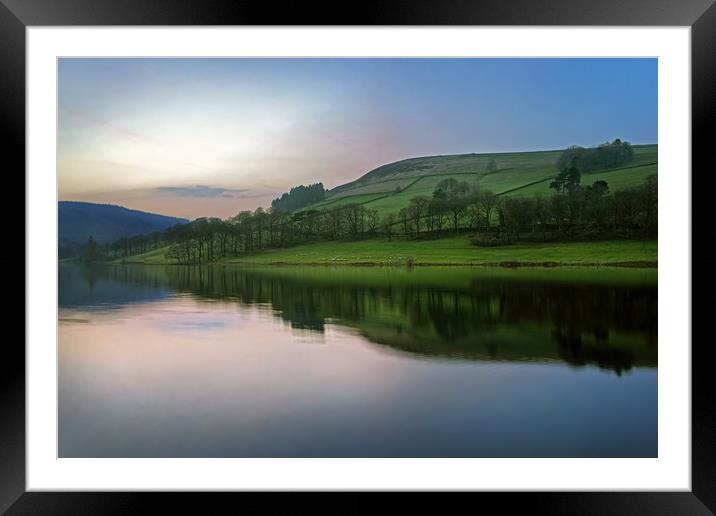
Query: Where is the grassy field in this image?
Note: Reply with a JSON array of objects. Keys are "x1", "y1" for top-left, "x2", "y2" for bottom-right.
[
  {"x1": 116, "y1": 238, "x2": 657, "y2": 267},
  {"x1": 220, "y1": 238, "x2": 656, "y2": 266},
  {"x1": 311, "y1": 145, "x2": 657, "y2": 216},
  {"x1": 509, "y1": 162, "x2": 658, "y2": 197},
  {"x1": 305, "y1": 192, "x2": 391, "y2": 211}
]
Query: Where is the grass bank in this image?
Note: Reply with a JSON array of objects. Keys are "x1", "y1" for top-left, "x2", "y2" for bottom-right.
[
  {"x1": 224, "y1": 238, "x2": 657, "y2": 266},
  {"x1": 116, "y1": 237, "x2": 657, "y2": 267}
]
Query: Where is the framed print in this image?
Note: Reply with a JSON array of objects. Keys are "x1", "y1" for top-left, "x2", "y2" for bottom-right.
[{"x1": 4, "y1": 0, "x2": 711, "y2": 512}]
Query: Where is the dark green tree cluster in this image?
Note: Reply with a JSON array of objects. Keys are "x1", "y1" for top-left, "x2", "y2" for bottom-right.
[
  {"x1": 154, "y1": 204, "x2": 385, "y2": 264},
  {"x1": 393, "y1": 179, "x2": 502, "y2": 238},
  {"x1": 556, "y1": 139, "x2": 635, "y2": 173},
  {"x1": 270, "y1": 183, "x2": 326, "y2": 212},
  {"x1": 550, "y1": 164, "x2": 582, "y2": 193},
  {"x1": 487, "y1": 174, "x2": 657, "y2": 244},
  {"x1": 107, "y1": 231, "x2": 163, "y2": 258}
]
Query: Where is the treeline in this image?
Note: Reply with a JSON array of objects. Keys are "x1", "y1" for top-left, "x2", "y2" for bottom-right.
[
  {"x1": 556, "y1": 139, "x2": 634, "y2": 173},
  {"x1": 271, "y1": 182, "x2": 326, "y2": 212},
  {"x1": 480, "y1": 174, "x2": 657, "y2": 245},
  {"x1": 78, "y1": 172, "x2": 656, "y2": 264}
]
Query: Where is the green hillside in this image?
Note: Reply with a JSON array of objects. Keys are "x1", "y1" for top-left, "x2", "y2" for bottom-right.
[{"x1": 308, "y1": 144, "x2": 657, "y2": 216}]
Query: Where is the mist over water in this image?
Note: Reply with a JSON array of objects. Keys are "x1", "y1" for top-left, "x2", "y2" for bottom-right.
[{"x1": 58, "y1": 264, "x2": 657, "y2": 457}]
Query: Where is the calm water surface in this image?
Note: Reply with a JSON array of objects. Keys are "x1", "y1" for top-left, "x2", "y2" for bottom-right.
[{"x1": 58, "y1": 264, "x2": 657, "y2": 457}]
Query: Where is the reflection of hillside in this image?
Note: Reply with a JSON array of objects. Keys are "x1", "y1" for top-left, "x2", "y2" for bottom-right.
[
  {"x1": 59, "y1": 264, "x2": 170, "y2": 309},
  {"x1": 64, "y1": 265, "x2": 658, "y2": 374}
]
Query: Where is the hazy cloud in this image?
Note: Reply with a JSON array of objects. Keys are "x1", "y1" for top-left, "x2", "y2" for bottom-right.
[{"x1": 155, "y1": 185, "x2": 256, "y2": 199}]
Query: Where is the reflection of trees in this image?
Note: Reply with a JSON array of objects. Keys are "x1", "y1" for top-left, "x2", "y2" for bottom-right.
[
  {"x1": 492, "y1": 282, "x2": 658, "y2": 349},
  {"x1": 553, "y1": 329, "x2": 635, "y2": 376},
  {"x1": 73, "y1": 265, "x2": 657, "y2": 374},
  {"x1": 482, "y1": 281, "x2": 658, "y2": 358},
  {"x1": 417, "y1": 280, "x2": 656, "y2": 374}
]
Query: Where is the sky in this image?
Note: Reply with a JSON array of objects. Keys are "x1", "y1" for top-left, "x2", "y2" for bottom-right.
[{"x1": 58, "y1": 58, "x2": 657, "y2": 220}]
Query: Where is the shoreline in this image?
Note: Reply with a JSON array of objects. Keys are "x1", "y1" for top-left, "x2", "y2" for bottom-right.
[
  {"x1": 218, "y1": 260, "x2": 658, "y2": 268},
  {"x1": 66, "y1": 238, "x2": 658, "y2": 269},
  {"x1": 99, "y1": 259, "x2": 658, "y2": 268}
]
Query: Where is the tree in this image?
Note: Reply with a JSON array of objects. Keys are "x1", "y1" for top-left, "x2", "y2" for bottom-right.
[
  {"x1": 408, "y1": 196, "x2": 430, "y2": 234},
  {"x1": 466, "y1": 203, "x2": 482, "y2": 230},
  {"x1": 532, "y1": 195, "x2": 550, "y2": 240},
  {"x1": 446, "y1": 197, "x2": 467, "y2": 233},
  {"x1": 587, "y1": 180, "x2": 609, "y2": 198},
  {"x1": 556, "y1": 140, "x2": 634, "y2": 173},
  {"x1": 80, "y1": 236, "x2": 103, "y2": 262},
  {"x1": 477, "y1": 191, "x2": 499, "y2": 230},
  {"x1": 434, "y1": 177, "x2": 469, "y2": 199},
  {"x1": 271, "y1": 183, "x2": 326, "y2": 212},
  {"x1": 428, "y1": 198, "x2": 447, "y2": 232},
  {"x1": 613, "y1": 190, "x2": 639, "y2": 235},
  {"x1": 345, "y1": 204, "x2": 366, "y2": 237},
  {"x1": 564, "y1": 187, "x2": 585, "y2": 229},
  {"x1": 366, "y1": 209, "x2": 380, "y2": 235},
  {"x1": 550, "y1": 194, "x2": 568, "y2": 232},
  {"x1": 382, "y1": 213, "x2": 396, "y2": 241},
  {"x1": 398, "y1": 208, "x2": 411, "y2": 237},
  {"x1": 501, "y1": 198, "x2": 532, "y2": 240},
  {"x1": 325, "y1": 208, "x2": 344, "y2": 240},
  {"x1": 253, "y1": 208, "x2": 267, "y2": 248},
  {"x1": 433, "y1": 178, "x2": 471, "y2": 233},
  {"x1": 550, "y1": 164, "x2": 581, "y2": 193},
  {"x1": 642, "y1": 174, "x2": 658, "y2": 230},
  {"x1": 166, "y1": 243, "x2": 185, "y2": 264}
]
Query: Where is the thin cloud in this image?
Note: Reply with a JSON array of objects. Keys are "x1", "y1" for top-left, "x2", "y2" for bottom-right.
[
  {"x1": 155, "y1": 185, "x2": 259, "y2": 199},
  {"x1": 60, "y1": 106, "x2": 157, "y2": 144}
]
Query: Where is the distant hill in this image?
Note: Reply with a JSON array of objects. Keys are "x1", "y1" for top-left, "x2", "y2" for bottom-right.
[
  {"x1": 59, "y1": 201, "x2": 188, "y2": 246},
  {"x1": 306, "y1": 144, "x2": 657, "y2": 216}
]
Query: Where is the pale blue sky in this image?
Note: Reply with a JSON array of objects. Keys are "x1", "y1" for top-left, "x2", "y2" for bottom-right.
[{"x1": 58, "y1": 58, "x2": 657, "y2": 219}]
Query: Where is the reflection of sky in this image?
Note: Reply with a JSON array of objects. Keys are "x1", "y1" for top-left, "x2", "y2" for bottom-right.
[
  {"x1": 59, "y1": 295, "x2": 657, "y2": 458},
  {"x1": 161, "y1": 317, "x2": 227, "y2": 332},
  {"x1": 58, "y1": 58, "x2": 657, "y2": 219}
]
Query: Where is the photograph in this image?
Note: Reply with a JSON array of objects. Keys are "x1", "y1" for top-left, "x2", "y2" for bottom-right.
[{"x1": 57, "y1": 57, "x2": 658, "y2": 459}]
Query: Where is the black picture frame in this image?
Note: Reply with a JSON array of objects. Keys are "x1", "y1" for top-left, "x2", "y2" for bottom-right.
[{"x1": 3, "y1": 0, "x2": 708, "y2": 512}]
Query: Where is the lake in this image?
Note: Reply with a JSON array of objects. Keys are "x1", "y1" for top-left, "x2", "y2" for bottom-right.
[{"x1": 58, "y1": 263, "x2": 657, "y2": 457}]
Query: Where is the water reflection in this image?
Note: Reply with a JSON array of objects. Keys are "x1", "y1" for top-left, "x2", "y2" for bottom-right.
[
  {"x1": 58, "y1": 264, "x2": 657, "y2": 458},
  {"x1": 61, "y1": 264, "x2": 657, "y2": 375}
]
